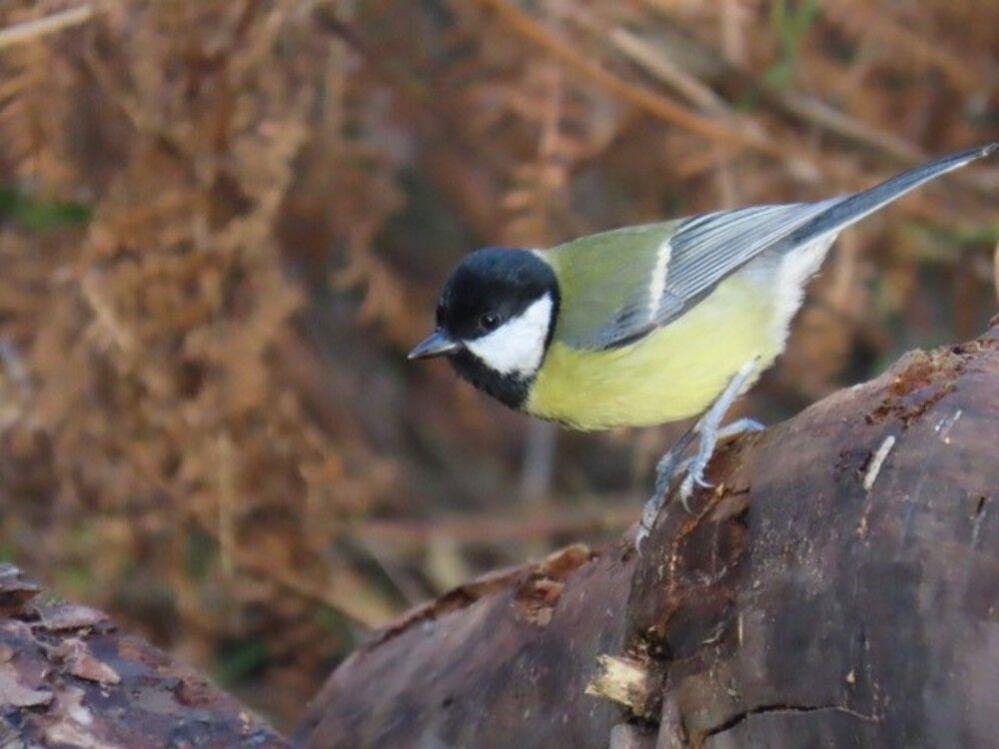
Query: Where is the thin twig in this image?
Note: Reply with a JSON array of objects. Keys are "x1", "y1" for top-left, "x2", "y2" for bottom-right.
[
  {"x1": 600, "y1": 13, "x2": 996, "y2": 199},
  {"x1": 993, "y1": 242, "x2": 999, "y2": 305},
  {"x1": 217, "y1": 432, "x2": 236, "y2": 576},
  {"x1": 472, "y1": 0, "x2": 787, "y2": 161},
  {"x1": 0, "y1": 5, "x2": 93, "y2": 52},
  {"x1": 823, "y1": 0, "x2": 981, "y2": 92},
  {"x1": 606, "y1": 19, "x2": 919, "y2": 168},
  {"x1": 120, "y1": 436, "x2": 398, "y2": 628},
  {"x1": 609, "y1": 27, "x2": 730, "y2": 116},
  {"x1": 774, "y1": 90, "x2": 926, "y2": 165},
  {"x1": 357, "y1": 502, "x2": 637, "y2": 548}
]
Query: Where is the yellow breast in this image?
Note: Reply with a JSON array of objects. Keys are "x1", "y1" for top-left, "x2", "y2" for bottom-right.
[{"x1": 526, "y1": 275, "x2": 785, "y2": 430}]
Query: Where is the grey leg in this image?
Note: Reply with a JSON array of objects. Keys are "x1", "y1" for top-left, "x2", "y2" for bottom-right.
[
  {"x1": 637, "y1": 360, "x2": 761, "y2": 551},
  {"x1": 651, "y1": 424, "x2": 699, "y2": 499},
  {"x1": 637, "y1": 424, "x2": 697, "y2": 546}
]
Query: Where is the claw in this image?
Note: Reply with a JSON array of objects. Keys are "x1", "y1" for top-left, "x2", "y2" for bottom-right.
[{"x1": 678, "y1": 474, "x2": 696, "y2": 512}]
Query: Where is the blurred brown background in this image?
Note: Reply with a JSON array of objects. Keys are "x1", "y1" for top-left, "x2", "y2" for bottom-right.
[{"x1": 0, "y1": 0, "x2": 995, "y2": 728}]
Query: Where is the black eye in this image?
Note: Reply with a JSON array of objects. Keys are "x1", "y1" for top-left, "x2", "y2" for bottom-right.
[{"x1": 479, "y1": 312, "x2": 500, "y2": 331}]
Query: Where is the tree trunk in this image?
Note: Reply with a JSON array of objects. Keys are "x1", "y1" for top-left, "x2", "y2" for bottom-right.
[{"x1": 297, "y1": 322, "x2": 999, "y2": 749}]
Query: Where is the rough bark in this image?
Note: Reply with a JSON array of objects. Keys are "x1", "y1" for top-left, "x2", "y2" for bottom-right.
[
  {"x1": 0, "y1": 564, "x2": 290, "y2": 748},
  {"x1": 297, "y1": 322, "x2": 999, "y2": 749}
]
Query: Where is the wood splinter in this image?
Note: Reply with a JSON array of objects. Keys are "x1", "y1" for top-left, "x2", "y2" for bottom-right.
[{"x1": 585, "y1": 654, "x2": 659, "y2": 719}]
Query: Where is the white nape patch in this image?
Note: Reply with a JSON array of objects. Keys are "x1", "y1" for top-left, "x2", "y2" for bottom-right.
[
  {"x1": 647, "y1": 236, "x2": 673, "y2": 320},
  {"x1": 464, "y1": 294, "x2": 555, "y2": 377}
]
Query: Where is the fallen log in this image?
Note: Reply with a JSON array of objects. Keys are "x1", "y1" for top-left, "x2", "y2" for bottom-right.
[
  {"x1": 2, "y1": 325, "x2": 996, "y2": 746},
  {"x1": 297, "y1": 321, "x2": 999, "y2": 748},
  {"x1": 0, "y1": 565, "x2": 289, "y2": 748}
]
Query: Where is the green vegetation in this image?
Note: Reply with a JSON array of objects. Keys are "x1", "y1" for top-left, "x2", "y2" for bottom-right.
[{"x1": 0, "y1": 185, "x2": 91, "y2": 231}]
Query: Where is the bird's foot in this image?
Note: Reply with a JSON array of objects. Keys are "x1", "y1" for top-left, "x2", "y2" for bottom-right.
[
  {"x1": 636, "y1": 361, "x2": 761, "y2": 554},
  {"x1": 675, "y1": 417, "x2": 764, "y2": 512}
]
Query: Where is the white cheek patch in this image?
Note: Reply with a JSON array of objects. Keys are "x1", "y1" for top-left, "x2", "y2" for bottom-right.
[{"x1": 464, "y1": 294, "x2": 554, "y2": 377}]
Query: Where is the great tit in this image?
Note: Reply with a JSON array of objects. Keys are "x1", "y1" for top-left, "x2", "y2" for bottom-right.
[{"x1": 410, "y1": 143, "x2": 996, "y2": 545}]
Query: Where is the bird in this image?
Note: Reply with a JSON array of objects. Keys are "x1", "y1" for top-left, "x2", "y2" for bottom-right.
[{"x1": 408, "y1": 143, "x2": 996, "y2": 548}]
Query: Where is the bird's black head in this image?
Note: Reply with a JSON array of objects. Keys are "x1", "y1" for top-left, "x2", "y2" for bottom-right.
[{"x1": 409, "y1": 247, "x2": 560, "y2": 410}]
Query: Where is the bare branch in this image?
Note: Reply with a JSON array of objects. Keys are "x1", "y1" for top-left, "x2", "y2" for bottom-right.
[{"x1": 0, "y1": 5, "x2": 93, "y2": 52}]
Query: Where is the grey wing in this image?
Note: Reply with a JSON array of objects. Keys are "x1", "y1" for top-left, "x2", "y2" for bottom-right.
[
  {"x1": 649, "y1": 199, "x2": 840, "y2": 328},
  {"x1": 575, "y1": 142, "x2": 995, "y2": 350},
  {"x1": 570, "y1": 199, "x2": 838, "y2": 350}
]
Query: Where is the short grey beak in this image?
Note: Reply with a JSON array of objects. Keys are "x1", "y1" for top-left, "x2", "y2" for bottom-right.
[{"x1": 408, "y1": 329, "x2": 461, "y2": 360}]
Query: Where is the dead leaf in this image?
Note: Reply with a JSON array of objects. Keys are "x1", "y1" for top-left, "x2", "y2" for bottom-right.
[
  {"x1": 0, "y1": 564, "x2": 40, "y2": 614},
  {"x1": 57, "y1": 639, "x2": 121, "y2": 685},
  {"x1": 0, "y1": 662, "x2": 52, "y2": 707},
  {"x1": 34, "y1": 603, "x2": 108, "y2": 632}
]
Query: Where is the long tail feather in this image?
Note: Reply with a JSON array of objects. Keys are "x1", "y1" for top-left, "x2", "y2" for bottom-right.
[{"x1": 773, "y1": 142, "x2": 997, "y2": 253}]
